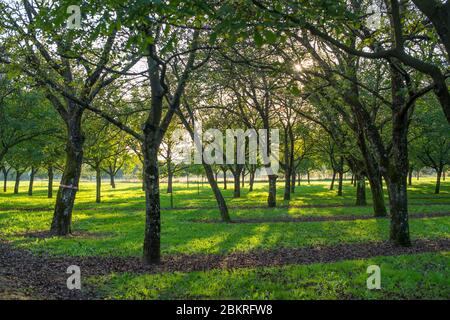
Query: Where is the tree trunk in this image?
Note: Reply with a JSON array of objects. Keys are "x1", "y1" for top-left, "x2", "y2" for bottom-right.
[
  {"x1": 298, "y1": 172, "x2": 301, "y2": 186},
  {"x1": 355, "y1": 174, "x2": 367, "y2": 206},
  {"x1": 284, "y1": 166, "x2": 291, "y2": 201},
  {"x1": 268, "y1": 175, "x2": 277, "y2": 207},
  {"x1": 233, "y1": 169, "x2": 241, "y2": 198},
  {"x1": 48, "y1": 166, "x2": 54, "y2": 198},
  {"x1": 142, "y1": 138, "x2": 161, "y2": 265},
  {"x1": 385, "y1": 62, "x2": 411, "y2": 247},
  {"x1": 350, "y1": 173, "x2": 354, "y2": 185},
  {"x1": 435, "y1": 167, "x2": 443, "y2": 194},
  {"x1": 110, "y1": 173, "x2": 116, "y2": 189},
  {"x1": 203, "y1": 163, "x2": 231, "y2": 222},
  {"x1": 28, "y1": 167, "x2": 37, "y2": 196},
  {"x1": 14, "y1": 171, "x2": 22, "y2": 194},
  {"x1": 307, "y1": 170, "x2": 310, "y2": 184},
  {"x1": 96, "y1": 166, "x2": 101, "y2": 203},
  {"x1": 329, "y1": 170, "x2": 336, "y2": 190},
  {"x1": 249, "y1": 170, "x2": 255, "y2": 191},
  {"x1": 50, "y1": 114, "x2": 84, "y2": 236},
  {"x1": 408, "y1": 166, "x2": 413, "y2": 186},
  {"x1": 222, "y1": 169, "x2": 227, "y2": 190},
  {"x1": 241, "y1": 169, "x2": 245, "y2": 188},
  {"x1": 167, "y1": 170, "x2": 173, "y2": 194},
  {"x1": 3, "y1": 167, "x2": 9, "y2": 192},
  {"x1": 290, "y1": 170, "x2": 296, "y2": 193},
  {"x1": 367, "y1": 175, "x2": 387, "y2": 217},
  {"x1": 337, "y1": 169, "x2": 343, "y2": 196}
]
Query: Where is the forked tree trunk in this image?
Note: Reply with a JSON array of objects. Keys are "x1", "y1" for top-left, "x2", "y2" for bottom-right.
[
  {"x1": 355, "y1": 174, "x2": 367, "y2": 206},
  {"x1": 290, "y1": 170, "x2": 296, "y2": 193},
  {"x1": 48, "y1": 166, "x2": 54, "y2": 198},
  {"x1": 51, "y1": 113, "x2": 84, "y2": 236},
  {"x1": 268, "y1": 175, "x2": 277, "y2": 207},
  {"x1": 385, "y1": 64, "x2": 411, "y2": 247}
]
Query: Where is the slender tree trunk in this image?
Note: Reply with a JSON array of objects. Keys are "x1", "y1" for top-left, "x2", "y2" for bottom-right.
[
  {"x1": 367, "y1": 175, "x2": 387, "y2": 217},
  {"x1": 329, "y1": 170, "x2": 336, "y2": 190},
  {"x1": 95, "y1": 166, "x2": 101, "y2": 203},
  {"x1": 443, "y1": 170, "x2": 446, "y2": 181},
  {"x1": 167, "y1": 169, "x2": 173, "y2": 194},
  {"x1": 435, "y1": 166, "x2": 443, "y2": 194},
  {"x1": 186, "y1": 173, "x2": 189, "y2": 189},
  {"x1": 337, "y1": 170, "x2": 343, "y2": 196},
  {"x1": 241, "y1": 169, "x2": 245, "y2": 188},
  {"x1": 142, "y1": 137, "x2": 161, "y2": 265},
  {"x1": 355, "y1": 174, "x2": 367, "y2": 206},
  {"x1": 14, "y1": 171, "x2": 22, "y2": 194},
  {"x1": 284, "y1": 165, "x2": 291, "y2": 201},
  {"x1": 3, "y1": 167, "x2": 10, "y2": 192},
  {"x1": 249, "y1": 170, "x2": 255, "y2": 191},
  {"x1": 298, "y1": 172, "x2": 301, "y2": 186},
  {"x1": 307, "y1": 170, "x2": 310, "y2": 184},
  {"x1": 408, "y1": 166, "x2": 413, "y2": 186},
  {"x1": 223, "y1": 169, "x2": 227, "y2": 190},
  {"x1": 28, "y1": 167, "x2": 37, "y2": 196},
  {"x1": 203, "y1": 163, "x2": 231, "y2": 222},
  {"x1": 268, "y1": 175, "x2": 277, "y2": 207},
  {"x1": 110, "y1": 173, "x2": 116, "y2": 189},
  {"x1": 290, "y1": 170, "x2": 296, "y2": 193},
  {"x1": 50, "y1": 114, "x2": 84, "y2": 236},
  {"x1": 350, "y1": 173, "x2": 354, "y2": 185},
  {"x1": 233, "y1": 169, "x2": 241, "y2": 198},
  {"x1": 48, "y1": 166, "x2": 54, "y2": 198}
]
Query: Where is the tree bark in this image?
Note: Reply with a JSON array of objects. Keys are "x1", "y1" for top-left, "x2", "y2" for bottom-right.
[
  {"x1": 290, "y1": 169, "x2": 296, "y2": 193},
  {"x1": 28, "y1": 167, "x2": 37, "y2": 196},
  {"x1": 222, "y1": 169, "x2": 227, "y2": 190},
  {"x1": 48, "y1": 166, "x2": 54, "y2": 198},
  {"x1": 95, "y1": 166, "x2": 101, "y2": 203},
  {"x1": 2, "y1": 167, "x2": 10, "y2": 192},
  {"x1": 408, "y1": 166, "x2": 413, "y2": 186},
  {"x1": 142, "y1": 137, "x2": 161, "y2": 265},
  {"x1": 203, "y1": 163, "x2": 231, "y2": 222},
  {"x1": 233, "y1": 169, "x2": 241, "y2": 198},
  {"x1": 435, "y1": 166, "x2": 443, "y2": 194},
  {"x1": 249, "y1": 169, "x2": 255, "y2": 191},
  {"x1": 167, "y1": 166, "x2": 173, "y2": 194},
  {"x1": 14, "y1": 170, "x2": 22, "y2": 194},
  {"x1": 50, "y1": 113, "x2": 84, "y2": 236},
  {"x1": 329, "y1": 170, "x2": 336, "y2": 190},
  {"x1": 355, "y1": 174, "x2": 367, "y2": 206},
  {"x1": 110, "y1": 173, "x2": 116, "y2": 189}
]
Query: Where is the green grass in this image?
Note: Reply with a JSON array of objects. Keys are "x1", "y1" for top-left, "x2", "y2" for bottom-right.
[
  {"x1": 90, "y1": 251, "x2": 450, "y2": 300},
  {"x1": 0, "y1": 178, "x2": 449, "y2": 299}
]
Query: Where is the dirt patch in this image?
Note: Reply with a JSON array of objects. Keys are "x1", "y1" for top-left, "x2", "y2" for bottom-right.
[
  {"x1": 191, "y1": 212, "x2": 450, "y2": 224},
  {"x1": 0, "y1": 238, "x2": 449, "y2": 300}
]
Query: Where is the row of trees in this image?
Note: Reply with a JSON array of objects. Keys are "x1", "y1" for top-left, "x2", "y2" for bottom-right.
[{"x1": 1, "y1": 0, "x2": 449, "y2": 263}]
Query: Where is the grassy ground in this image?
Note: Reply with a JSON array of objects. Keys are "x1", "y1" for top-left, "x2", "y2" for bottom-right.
[{"x1": 0, "y1": 178, "x2": 449, "y2": 299}]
